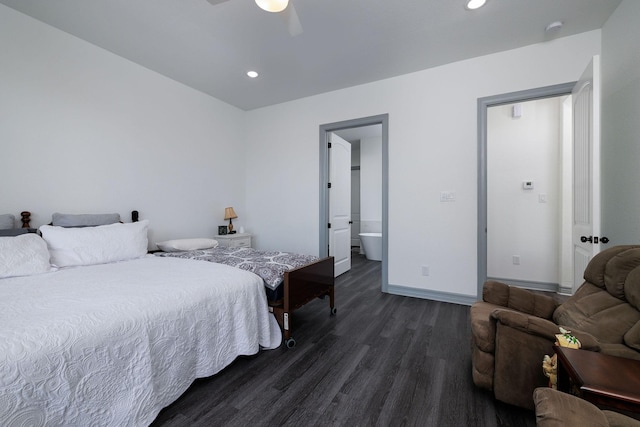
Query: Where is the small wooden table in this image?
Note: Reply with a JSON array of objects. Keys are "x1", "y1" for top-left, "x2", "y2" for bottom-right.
[{"x1": 555, "y1": 346, "x2": 640, "y2": 415}]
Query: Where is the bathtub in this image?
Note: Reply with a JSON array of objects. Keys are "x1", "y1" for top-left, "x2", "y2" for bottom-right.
[{"x1": 358, "y1": 232, "x2": 382, "y2": 261}]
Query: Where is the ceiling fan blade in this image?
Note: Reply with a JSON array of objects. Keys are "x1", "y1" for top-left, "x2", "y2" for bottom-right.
[
  {"x1": 206, "y1": 0, "x2": 230, "y2": 5},
  {"x1": 282, "y1": 2, "x2": 303, "y2": 37}
]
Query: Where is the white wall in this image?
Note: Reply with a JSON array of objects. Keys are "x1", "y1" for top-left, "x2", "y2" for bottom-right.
[
  {"x1": 0, "y1": 1, "x2": 605, "y2": 300},
  {"x1": 360, "y1": 136, "x2": 382, "y2": 233},
  {"x1": 245, "y1": 31, "x2": 601, "y2": 298},
  {"x1": 601, "y1": 0, "x2": 640, "y2": 245},
  {"x1": 487, "y1": 98, "x2": 562, "y2": 284},
  {"x1": 0, "y1": 5, "x2": 246, "y2": 246}
]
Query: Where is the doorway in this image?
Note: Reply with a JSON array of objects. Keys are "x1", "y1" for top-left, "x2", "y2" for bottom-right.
[
  {"x1": 477, "y1": 83, "x2": 575, "y2": 298},
  {"x1": 319, "y1": 114, "x2": 389, "y2": 290}
]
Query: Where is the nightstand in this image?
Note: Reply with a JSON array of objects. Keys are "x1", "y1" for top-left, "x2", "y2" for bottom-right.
[{"x1": 215, "y1": 233, "x2": 252, "y2": 248}]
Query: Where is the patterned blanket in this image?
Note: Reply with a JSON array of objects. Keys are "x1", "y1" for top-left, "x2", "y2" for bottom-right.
[{"x1": 155, "y1": 247, "x2": 318, "y2": 290}]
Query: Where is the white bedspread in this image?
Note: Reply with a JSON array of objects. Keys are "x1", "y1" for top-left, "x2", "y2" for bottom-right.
[{"x1": 0, "y1": 256, "x2": 281, "y2": 426}]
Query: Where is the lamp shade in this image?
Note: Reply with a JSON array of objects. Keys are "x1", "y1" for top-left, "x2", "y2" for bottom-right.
[
  {"x1": 255, "y1": 0, "x2": 288, "y2": 13},
  {"x1": 224, "y1": 207, "x2": 238, "y2": 220}
]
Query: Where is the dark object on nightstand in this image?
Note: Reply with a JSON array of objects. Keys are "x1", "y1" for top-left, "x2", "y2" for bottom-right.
[
  {"x1": 20, "y1": 211, "x2": 31, "y2": 228},
  {"x1": 218, "y1": 225, "x2": 227, "y2": 235}
]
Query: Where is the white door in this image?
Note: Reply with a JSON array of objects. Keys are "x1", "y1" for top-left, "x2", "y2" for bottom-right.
[
  {"x1": 329, "y1": 133, "x2": 352, "y2": 276},
  {"x1": 572, "y1": 55, "x2": 601, "y2": 292}
]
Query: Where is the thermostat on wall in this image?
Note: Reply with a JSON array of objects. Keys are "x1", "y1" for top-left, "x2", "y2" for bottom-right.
[{"x1": 523, "y1": 181, "x2": 534, "y2": 190}]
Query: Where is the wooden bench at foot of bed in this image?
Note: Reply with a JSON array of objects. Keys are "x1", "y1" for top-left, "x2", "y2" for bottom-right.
[{"x1": 269, "y1": 256, "x2": 335, "y2": 348}]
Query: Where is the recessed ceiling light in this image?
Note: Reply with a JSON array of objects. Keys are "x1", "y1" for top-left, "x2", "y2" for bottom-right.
[
  {"x1": 247, "y1": 71, "x2": 259, "y2": 78},
  {"x1": 465, "y1": 0, "x2": 487, "y2": 10},
  {"x1": 255, "y1": 0, "x2": 288, "y2": 13}
]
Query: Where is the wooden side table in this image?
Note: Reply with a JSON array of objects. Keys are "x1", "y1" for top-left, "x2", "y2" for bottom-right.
[
  {"x1": 215, "y1": 233, "x2": 252, "y2": 249},
  {"x1": 555, "y1": 346, "x2": 640, "y2": 415}
]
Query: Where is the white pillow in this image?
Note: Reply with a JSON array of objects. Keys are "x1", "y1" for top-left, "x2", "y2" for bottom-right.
[
  {"x1": 40, "y1": 220, "x2": 149, "y2": 267},
  {"x1": 0, "y1": 233, "x2": 52, "y2": 278},
  {"x1": 156, "y1": 238, "x2": 218, "y2": 252}
]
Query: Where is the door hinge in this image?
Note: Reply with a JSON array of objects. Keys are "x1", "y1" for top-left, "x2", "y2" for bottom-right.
[
  {"x1": 328, "y1": 142, "x2": 332, "y2": 148},
  {"x1": 328, "y1": 223, "x2": 331, "y2": 229},
  {"x1": 328, "y1": 182, "x2": 332, "y2": 188}
]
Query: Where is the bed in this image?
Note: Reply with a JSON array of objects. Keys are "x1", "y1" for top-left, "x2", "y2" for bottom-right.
[
  {"x1": 154, "y1": 241, "x2": 336, "y2": 348},
  {"x1": 0, "y1": 215, "x2": 281, "y2": 426}
]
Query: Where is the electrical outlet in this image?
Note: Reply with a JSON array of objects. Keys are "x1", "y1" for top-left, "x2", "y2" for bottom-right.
[{"x1": 421, "y1": 265, "x2": 430, "y2": 276}]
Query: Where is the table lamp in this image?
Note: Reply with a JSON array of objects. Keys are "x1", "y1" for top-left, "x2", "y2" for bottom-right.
[{"x1": 224, "y1": 207, "x2": 238, "y2": 234}]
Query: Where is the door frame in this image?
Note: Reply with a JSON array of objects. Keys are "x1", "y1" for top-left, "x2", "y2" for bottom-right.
[
  {"x1": 319, "y1": 114, "x2": 389, "y2": 291},
  {"x1": 477, "y1": 83, "x2": 575, "y2": 299}
]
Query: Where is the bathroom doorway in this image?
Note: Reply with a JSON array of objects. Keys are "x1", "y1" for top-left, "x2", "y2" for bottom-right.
[
  {"x1": 333, "y1": 125, "x2": 383, "y2": 255},
  {"x1": 319, "y1": 114, "x2": 389, "y2": 291}
]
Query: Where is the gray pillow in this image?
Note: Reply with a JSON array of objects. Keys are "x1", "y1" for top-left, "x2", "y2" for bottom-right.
[
  {"x1": 0, "y1": 214, "x2": 15, "y2": 230},
  {"x1": 51, "y1": 212, "x2": 121, "y2": 227}
]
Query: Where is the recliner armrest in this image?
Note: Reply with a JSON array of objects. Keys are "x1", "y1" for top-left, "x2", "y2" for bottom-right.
[
  {"x1": 482, "y1": 280, "x2": 558, "y2": 319},
  {"x1": 491, "y1": 308, "x2": 559, "y2": 339},
  {"x1": 490, "y1": 308, "x2": 601, "y2": 351}
]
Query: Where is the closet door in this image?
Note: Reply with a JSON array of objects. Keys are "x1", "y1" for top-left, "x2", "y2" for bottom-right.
[{"x1": 572, "y1": 55, "x2": 601, "y2": 292}]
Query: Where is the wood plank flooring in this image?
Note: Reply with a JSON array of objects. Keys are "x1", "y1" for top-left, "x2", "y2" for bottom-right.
[{"x1": 151, "y1": 253, "x2": 536, "y2": 427}]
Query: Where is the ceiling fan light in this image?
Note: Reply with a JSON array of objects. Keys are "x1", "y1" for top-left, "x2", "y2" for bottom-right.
[{"x1": 255, "y1": 0, "x2": 289, "y2": 13}]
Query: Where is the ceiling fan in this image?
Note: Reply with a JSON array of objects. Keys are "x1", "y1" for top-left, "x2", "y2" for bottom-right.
[{"x1": 205, "y1": 0, "x2": 303, "y2": 37}]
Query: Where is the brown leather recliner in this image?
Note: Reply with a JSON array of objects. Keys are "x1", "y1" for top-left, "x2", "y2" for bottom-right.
[
  {"x1": 471, "y1": 245, "x2": 640, "y2": 409},
  {"x1": 533, "y1": 387, "x2": 640, "y2": 427}
]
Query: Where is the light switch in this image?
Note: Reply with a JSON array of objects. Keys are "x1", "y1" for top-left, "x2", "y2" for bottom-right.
[{"x1": 440, "y1": 191, "x2": 456, "y2": 202}]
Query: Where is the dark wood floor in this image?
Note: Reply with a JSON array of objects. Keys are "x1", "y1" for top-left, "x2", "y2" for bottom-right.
[{"x1": 152, "y1": 253, "x2": 535, "y2": 427}]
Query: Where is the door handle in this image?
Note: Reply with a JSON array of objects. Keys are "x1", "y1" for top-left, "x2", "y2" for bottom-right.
[{"x1": 580, "y1": 236, "x2": 610, "y2": 244}]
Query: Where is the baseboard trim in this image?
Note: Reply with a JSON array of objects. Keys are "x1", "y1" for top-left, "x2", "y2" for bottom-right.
[
  {"x1": 557, "y1": 285, "x2": 573, "y2": 295},
  {"x1": 387, "y1": 284, "x2": 478, "y2": 306},
  {"x1": 487, "y1": 277, "x2": 559, "y2": 293},
  {"x1": 387, "y1": 278, "x2": 562, "y2": 306}
]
